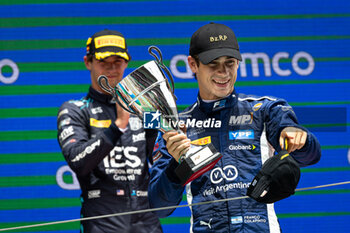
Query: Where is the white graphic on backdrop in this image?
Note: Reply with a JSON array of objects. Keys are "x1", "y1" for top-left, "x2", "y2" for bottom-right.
[
  {"x1": 0, "y1": 59, "x2": 19, "y2": 84},
  {"x1": 170, "y1": 51, "x2": 315, "y2": 79},
  {"x1": 56, "y1": 165, "x2": 80, "y2": 190}
]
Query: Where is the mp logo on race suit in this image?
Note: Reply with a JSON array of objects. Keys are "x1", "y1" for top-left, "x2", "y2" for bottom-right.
[
  {"x1": 229, "y1": 113, "x2": 253, "y2": 125},
  {"x1": 210, "y1": 165, "x2": 238, "y2": 184}
]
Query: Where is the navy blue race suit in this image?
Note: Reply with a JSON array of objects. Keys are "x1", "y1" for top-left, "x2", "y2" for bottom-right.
[
  {"x1": 57, "y1": 86, "x2": 163, "y2": 233},
  {"x1": 148, "y1": 91, "x2": 321, "y2": 233}
]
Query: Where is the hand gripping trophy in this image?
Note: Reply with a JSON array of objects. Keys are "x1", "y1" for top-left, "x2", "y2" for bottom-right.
[{"x1": 98, "y1": 46, "x2": 222, "y2": 185}]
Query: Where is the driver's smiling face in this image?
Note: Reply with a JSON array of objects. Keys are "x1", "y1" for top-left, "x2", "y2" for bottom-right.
[{"x1": 190, "y1": 56, "x2": 239, "y2": 100}]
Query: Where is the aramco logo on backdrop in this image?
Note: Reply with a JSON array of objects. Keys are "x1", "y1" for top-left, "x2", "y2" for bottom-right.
[{"x1": 170, "y1": 51, "x2": 314, "y2": 79}]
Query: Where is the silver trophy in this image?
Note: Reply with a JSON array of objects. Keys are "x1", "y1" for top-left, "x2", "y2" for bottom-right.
[{"x1": 98, "y1": 46, "x2": 222, "y2": 185}]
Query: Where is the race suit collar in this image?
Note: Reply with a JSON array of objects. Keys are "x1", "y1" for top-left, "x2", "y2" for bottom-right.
[
  {"x1": 197, "y1": 90, "x2": 237, "y2": 113},
  {"x1": 87, "y1": 86, "x2": 115, "y2": 105}
]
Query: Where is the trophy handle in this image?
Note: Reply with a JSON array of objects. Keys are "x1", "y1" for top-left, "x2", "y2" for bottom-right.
[
  {"x1": 97, "y1": 75, "x2": 136, "y2": 115},
  {"x1": 98, "y1": 75, "x2": 114, "y2": 95},
  {"x1": 148, "y1": 46, "x2": 176, "y2": 99}
]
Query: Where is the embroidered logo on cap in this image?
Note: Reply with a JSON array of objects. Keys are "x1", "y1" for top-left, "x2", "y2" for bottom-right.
[{"x1": 210, "y1": 35, "x2": 228, "y2": 42}]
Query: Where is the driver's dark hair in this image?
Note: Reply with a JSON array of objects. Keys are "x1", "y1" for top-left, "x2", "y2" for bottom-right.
[
  {"x1": 86, "y1": 54, "x2": 94, "y2": 62},
  {"x1": 192, "y1": 54, "x2": 200, "y2": 66},
  {"x1": 190, "y1": 54, "x2": 200, "y2": 80}
]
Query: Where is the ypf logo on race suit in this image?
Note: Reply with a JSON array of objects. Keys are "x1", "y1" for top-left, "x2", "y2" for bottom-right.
[
  {"x1": 229, "y1": 130, "x2": 254, "y2": 140},
  {"x1": 143, "y1": 110, "x2": 161, "y2": 129},
  {"x1": 210, "y1": 165, "x2": 238, "y2": 184}
]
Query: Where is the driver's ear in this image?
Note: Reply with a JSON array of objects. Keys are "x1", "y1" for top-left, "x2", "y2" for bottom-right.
[
  {"x1": 188, "y1": 56, "x2": 199, "y2": 73},
  {"x1": 84, "y1": 56, "x2": 92, "y2": 71}
]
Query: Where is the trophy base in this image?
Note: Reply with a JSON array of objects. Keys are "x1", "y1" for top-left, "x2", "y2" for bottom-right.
[{"x1": 175, "y1": 143, "x2": 222, "y2": 186}]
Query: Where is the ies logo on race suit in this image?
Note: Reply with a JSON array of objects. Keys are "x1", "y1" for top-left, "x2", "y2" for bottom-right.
[
  {"x1": 143, "y1": 111, "x2": 161, "y2": 129},
  {"x1": 103, "y1": 146, "x2": 142, "y2": 182}
]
